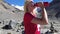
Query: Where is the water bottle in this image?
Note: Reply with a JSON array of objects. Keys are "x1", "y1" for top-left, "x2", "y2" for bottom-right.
[{"x1": 34, "y1": 7, "x2": 42, "y2": 18}]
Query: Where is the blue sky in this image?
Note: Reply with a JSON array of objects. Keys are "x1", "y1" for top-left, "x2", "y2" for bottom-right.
[{"x1": 4, "y1": 0, "x2": 52, "y2": 6}]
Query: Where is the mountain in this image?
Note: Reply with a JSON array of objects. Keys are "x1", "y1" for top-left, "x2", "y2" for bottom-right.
[
  {"x1": 0, "y1": 0, "x2": 24, "y2": 34},
  {"x1": 46, "y1": 0, "x2": 60, "y2": 19},
  {"x1": 41, "y1": 0, "x2": 60, "y2": 34},
  {"x1": 0, "y1": 0, "x2": 24, "y2": 23}
]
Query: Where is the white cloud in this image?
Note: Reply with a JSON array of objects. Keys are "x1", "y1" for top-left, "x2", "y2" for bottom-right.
[
  {"x1": 11, "y1": 4, "x2": 24, "y2": 11},
  {"x1": 15, "y1": 5, "x2": 24, "y2": 11},
  {"x1": 11, "y1": 4, "x2": 15, "y2": 6}
]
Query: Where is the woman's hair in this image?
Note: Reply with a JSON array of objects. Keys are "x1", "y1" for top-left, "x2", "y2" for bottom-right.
[
  {"x1": 24, "y1": 1, "x2": 34, "y2": 13},
  {"x1": 24, "y1": 1, "x2": 44, "y2": 13},
  {"x1": 24, "y1": 1, "x2": 30, "y2": 13}
]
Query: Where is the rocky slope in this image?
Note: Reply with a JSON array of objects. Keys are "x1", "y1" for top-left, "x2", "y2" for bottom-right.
[
  {"x1": 41, "y1": 0, "x2": 60, "y2": 34},
  {"x1": 0, "y1": 0, "x2": 24, "y2": 34},
  {"x1": 0, "y1": 0, "x2": 24, "y2": 22}
]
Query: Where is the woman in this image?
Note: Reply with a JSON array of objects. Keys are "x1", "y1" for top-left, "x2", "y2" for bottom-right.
[{"x1": 23, "y1": 0, "x2": 48, "y2": 34}]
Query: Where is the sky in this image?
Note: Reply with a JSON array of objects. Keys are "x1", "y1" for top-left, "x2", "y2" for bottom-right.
[{"x1": 4, "y1": 0, "x2": 53, "y2": 6}]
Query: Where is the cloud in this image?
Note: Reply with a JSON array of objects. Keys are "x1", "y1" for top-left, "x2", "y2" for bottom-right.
[
  {"x1": 11, "y1": 4, "x2": 24, "y2": 11},
  {"x1": 15, "y1": 5, "x2": 24, "y2": 11}
]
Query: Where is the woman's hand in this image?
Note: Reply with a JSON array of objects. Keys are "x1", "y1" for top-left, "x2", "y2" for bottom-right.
[{"x1": 35, "y1": 2, "x2": 45, "y2": 9}]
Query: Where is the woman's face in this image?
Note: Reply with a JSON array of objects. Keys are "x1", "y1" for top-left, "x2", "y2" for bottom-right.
[{"x1": 27, "y1": 2, "x2": 35, "y2": 12}]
